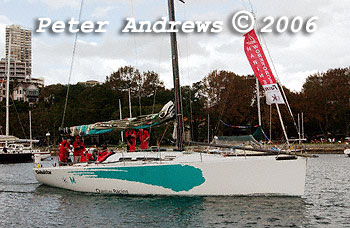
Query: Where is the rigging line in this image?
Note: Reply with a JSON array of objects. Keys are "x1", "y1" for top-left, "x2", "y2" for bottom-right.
[
  {"x1": 247, "y1": 0, "x2": 255, "y2": 14},
  {"x1": 149, "y1": 3, "x2": 167, "y2": 144},
  {"x1": 61, "y1": 0, "x2": 84, "y2": 128},
  {"x1": 249, "y1": 0, "x2": 298, "y2": 134},
  {"x1": 240, "y1": 0, "x2": 248, "y2": 10},
  {"x1": 269, "y1": 103, "x2": 272, "y2": 141},
  {"x1": 130, "y1": 0, "x2": 139, "y2": 68},
  {"x1": 213, "y1": 83, "x2": 230, "y2": 137},
  {"x1": 149, "y1": 89, "x2": 157, "y2": 141},
  {"x1": 172, "y1": 1, "x2": 185, "y2": 140},
  {"x1": 215, "y1": 0, "x2": 250, "y2": 138},
  {"x1": 10, "y1": 96, "x2": 26, "y2": 138},
  {"x1": 130, "y1": 0, "x2": 142, "y2": 115},
  {"x1": 259, "y1": 32, "x2": 299, "y2": 133},
  {"x1": 183, "y1": 2, "x2": 194, "y2": 140},
  {"x1": 151, "y1": 89, "x2": 157, "y2": 116}
]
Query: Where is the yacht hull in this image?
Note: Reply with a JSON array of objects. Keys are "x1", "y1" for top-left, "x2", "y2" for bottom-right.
[
  {"x1": 0, "y1": 153, "x2": 33, "y2": 164},
  {"x1": 34, "y1": 153, "x2": 307, "y2": 196}
]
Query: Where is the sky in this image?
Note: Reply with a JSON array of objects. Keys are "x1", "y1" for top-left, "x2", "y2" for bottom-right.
[{"x1": 0, "y1": 0, "x2": 349, "y2": 92}]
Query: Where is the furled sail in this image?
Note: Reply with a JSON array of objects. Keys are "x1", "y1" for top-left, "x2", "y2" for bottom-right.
[
  {"x1": 244, "y1": 29, "x2": 285, "y2": 105},
  {"x1": 60, "y1": 101, "x2": 175, "y2": 136}
]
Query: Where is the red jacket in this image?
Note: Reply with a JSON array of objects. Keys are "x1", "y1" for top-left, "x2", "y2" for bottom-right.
[
  {"x1": 73, "y1": 141, "x2": 85, "y2": 156},
  {"x1": 126, "y1": 130, "x2": 136, "y2": 152},
  {"x1": 81, "y1": 152, "x2": 93, "y2": 162},
  {"x1": 59, "y1": 140, "x2": 70, "y2": 162},
  {"x1": 139, "y1": 130, "x2": 149, "y2": 149}
]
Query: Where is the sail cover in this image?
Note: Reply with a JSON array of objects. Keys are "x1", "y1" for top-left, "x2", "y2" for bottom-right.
[
  {"x1": 60, "y1": 101, "x2": 175, "y2": 136},
  {"x1": 244, "y1": 29, "x2": 285, "y2": 105}
]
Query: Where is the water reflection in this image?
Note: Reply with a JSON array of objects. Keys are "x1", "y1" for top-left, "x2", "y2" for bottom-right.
[
  {"x1": 1, "y1": 155, "x2": 349, "y2": 227},
  {"x1": 33, "y1": 185, "x2": 309, "y2": 227}
]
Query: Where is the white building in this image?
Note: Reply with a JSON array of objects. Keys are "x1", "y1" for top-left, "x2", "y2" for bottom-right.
[
  {"x1": 0, "y1": 58, "x2": 28, "y2": 82},
  {"x1": 78, "y1": 80, "x2": 100, "y2": 86},
  {"x1": 5, "y1": 25, "x2": 32, "y2": 77},
  {"x1": 13, "y1": 83, "x2": 39, "y2": 103}
]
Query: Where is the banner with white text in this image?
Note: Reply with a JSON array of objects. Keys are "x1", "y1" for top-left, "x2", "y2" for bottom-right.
[{"x1": 244, "y1": 29, "x2": 285, "y2": 105}]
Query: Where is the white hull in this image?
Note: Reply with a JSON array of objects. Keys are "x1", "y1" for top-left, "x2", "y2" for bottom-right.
[
  {"x1": 34, "y1": 152, "x2": 307, "y2": 196},
  {"x1": 344, "y1": 149, "x2": 350, "y2": 157}
]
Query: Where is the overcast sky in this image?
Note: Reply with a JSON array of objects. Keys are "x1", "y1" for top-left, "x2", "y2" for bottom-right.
[{"x1": 0, "y1": 0, "x2": 349, "y2": 91}]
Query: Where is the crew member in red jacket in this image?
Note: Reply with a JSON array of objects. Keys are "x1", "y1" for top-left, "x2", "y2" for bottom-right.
[
  {"x1": 73, "y1": 136, "x2": 85, "y2": 163},
  {"x1": 138, "y1": 128, "x2": 150, "y2": 150},
  {"x1": 59, "y1": 138, "x2": 70, "y2": 166},
  {"x1": 126, "y1": 130, "x2": 136, "y2": 152},
  {"x1": 81, "y1": 150, "x2": 93, "y2": 162}
]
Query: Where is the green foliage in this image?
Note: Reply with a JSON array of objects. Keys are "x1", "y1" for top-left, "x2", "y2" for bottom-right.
[{"x1": 1, "y1": 66, "x2": 349, "y2": 145}]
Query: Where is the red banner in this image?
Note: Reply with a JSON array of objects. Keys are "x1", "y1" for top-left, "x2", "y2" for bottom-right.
[{"x1": 244, "y1": 29, "x2": 284, "y2": 104}]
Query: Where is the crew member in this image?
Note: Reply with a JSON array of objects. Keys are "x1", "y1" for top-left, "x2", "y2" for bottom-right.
[
  {"x1": 138, "y1": 128, "x2": 150, "y2": 150},
  {"x1": 59, "y1": 138, "x2": 70, "y2": 166},
  {"x1": 73, "y1": 136, "x2": 85, "y2": 163},
  {"x1": 81, "y1": 150, "x2": 93, "y2": 163},
  {"x1": 126, "y1": 129, "x2": 136, "y2": 152}
]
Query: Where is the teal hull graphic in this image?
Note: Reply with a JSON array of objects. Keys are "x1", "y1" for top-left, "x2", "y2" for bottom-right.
[{"x1": 69, "y1": 165, "x2": 205, "y2": 192}]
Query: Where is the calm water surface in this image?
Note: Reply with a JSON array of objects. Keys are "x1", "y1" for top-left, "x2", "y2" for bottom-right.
[{"x1": 0, "y1": 154, "x2": 349, "y2": 227}]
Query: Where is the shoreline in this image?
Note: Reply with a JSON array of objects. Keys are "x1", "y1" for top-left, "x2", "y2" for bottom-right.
[
  {"x1": 43, "y1": 143, "x2": 347, "y2": 155},
  {"x1": 297, "y1": 144, "x2": 346, "y2": 154}
]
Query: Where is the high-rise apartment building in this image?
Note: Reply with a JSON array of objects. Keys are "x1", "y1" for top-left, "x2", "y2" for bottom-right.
[
  {"x1": 0, "y1": 25, "x2": 42, "y2": 103},
  {"x1": 5, "y1": 25, "x2": 32, "y2": 78},
  {"x1": 0, "y1": 58, "x2": 27, "y2": 81}
]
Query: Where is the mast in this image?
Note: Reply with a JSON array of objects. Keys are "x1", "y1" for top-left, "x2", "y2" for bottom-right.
[
  {"x1": 128, "y1": 88, "x2": 132, "y2": 118},
  {"x1": 256, "y1": 78, "x2": 261, "y2": 126},
  {"x1": 301, "y1": 112, "x2": 304, "y2": 140},
  {"x1": 297, "y1": 113, "x2": 301, "y2": 144},
  {"x1": 119, "y1": 99, "x2": 124, "y2": 143},
  {"x1": 207, "y1": 113, "x2": 210, "y2": 143},
  {"x1": 5, "y1": 32, "x2": 12, "y2": 147},
  {"x1": 29, "y1": 110, "x2": 32, "y2": 149},
  {"x1": 167, "y1": 0, "x2": 184, "y2": 151}
]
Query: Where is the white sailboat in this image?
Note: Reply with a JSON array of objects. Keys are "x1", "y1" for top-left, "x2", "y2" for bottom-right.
[
  {"x1": 0, "y1": 30, "x2": 48, "y2": 163},
  {"x1": 34, "y1": 0, "x2": 308, "y2": 196},
  {"x1": 344, "y1": 137, "x2": 350, "y2": 157},
  {"x1": 0, "y1": 32, "x2": 33, "y2": 163}
]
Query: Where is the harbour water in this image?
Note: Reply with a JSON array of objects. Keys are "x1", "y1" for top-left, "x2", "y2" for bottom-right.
[{"x1": 0, "y1": 154, "x2": 349, "y2": 227}]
